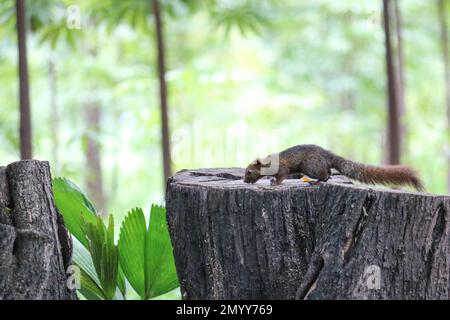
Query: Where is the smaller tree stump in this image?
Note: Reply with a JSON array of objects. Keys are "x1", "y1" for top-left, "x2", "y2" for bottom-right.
[{"x1": 0, "y1": 160, "x2": 77, "y2": 300}]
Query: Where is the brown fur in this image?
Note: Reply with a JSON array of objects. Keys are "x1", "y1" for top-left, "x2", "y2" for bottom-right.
[
  {"x1": 244, "y1": 144, "x2": 425, "y2": 192},
  {"x1": 359, "y1": 165, "x2": 423, "y2": 191}
]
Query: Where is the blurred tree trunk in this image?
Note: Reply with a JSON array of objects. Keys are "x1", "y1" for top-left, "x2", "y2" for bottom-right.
[
  {"x1": 382, "y1": 0, "x2": 405, "y2": 165},
  {"x1": 48, "y1": 59, "x2": 59, "y2": 170},
  {"x1": 85, "y1": 100, "x2": 106, "y2": 215},
  {"x1": 83, "y1": 45, "x2": 106, "y2": 215},
  {"x1": 109, "y1": 102, "x2": 119, "y2": 205},
  {"x1": 15, "y1": 0, "x2": 32, "y2": 159},
  {"x1": 394, "y1": 0, "x2": 407, "y2": 154},
  {"x1": 438, "y1": 0, "x2": 450, "y2": 194},
  {"x1": 151, "y1": 0, "x2": 172, "y2": 186}
]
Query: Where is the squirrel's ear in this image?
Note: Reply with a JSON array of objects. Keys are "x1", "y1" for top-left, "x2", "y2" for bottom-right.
[
  {"x1": 258, "y1": 156, "x2": 271, "y2": 166},
  {"x1": 256, "y1": 159, "x2": 262, "y2": 166}
]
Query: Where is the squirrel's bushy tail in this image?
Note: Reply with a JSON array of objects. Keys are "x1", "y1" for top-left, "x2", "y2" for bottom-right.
[{"x1": 331, "y1": 155, "x2": 425, "y2": 192}]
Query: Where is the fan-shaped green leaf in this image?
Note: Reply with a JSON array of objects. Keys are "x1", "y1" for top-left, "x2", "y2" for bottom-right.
[
  {"x1": 78, "y1": 268, "x2": 106, "y2": 300},
  {"x1": 118, "y1": 205, "x2": 179, "y2": 299},
  {"x1": 145, "y1": 204, "x2": 179, "y2": 299},
  {"x1": 84, "y1": 215, "x2": 118, "y2": 300},
  {"x1": 118, "y1": 208, "x2": 147, "y2": 298},
  {"x1": 72, "y1": 238, "x2": 100, "y2": 287},
  {"x1": 71, "y1": 238, "x2": 106, "y2": 299},
  {"x1": 117, "y1": 265, "x2": 127, "y2": 298}
]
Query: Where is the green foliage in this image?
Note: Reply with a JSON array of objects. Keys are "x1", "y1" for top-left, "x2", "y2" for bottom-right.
[
  {"x1": 72, "y1": 239, "x2": 105, "y2": 299},
  {"x1": 118, "y1": 208, "x2": 146, "y2": 297},
  {"x1": 0, "y1": 0, "x2": 54, "y2": 34},
  {"x1": 84, "y1": 215, "x2": 119, "y2": 300},
  {"x1": 78, "y1": 268, "x2": 105, "y2": 300},
  {"x1": 53, "y1": 178, "x2": 98, "y2": 247},
  {"x1": 144, "y1": 205, "x2": 179, "y2": 298},
  {"x1": 53, "y1": 178, "x2": 179, "y2": 300},
  {"x1": 207, "y1": 0, "x2": 271, "y2": 35},
  {"x1": 118, "y1": 206, "x2": 178, "y2": 299}
]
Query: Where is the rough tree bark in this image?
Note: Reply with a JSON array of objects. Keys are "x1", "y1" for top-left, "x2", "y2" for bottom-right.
[
  {"x1": 0, "y1": 160, "x2": 77, "y2": 300},
  {"x1": 166, "y1": 168, "x2": 450, "y2": 300}
]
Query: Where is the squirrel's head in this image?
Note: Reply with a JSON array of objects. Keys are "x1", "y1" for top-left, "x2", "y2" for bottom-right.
[{"x1": 244, "y1": 159, "x2": 264, "y2": 184}]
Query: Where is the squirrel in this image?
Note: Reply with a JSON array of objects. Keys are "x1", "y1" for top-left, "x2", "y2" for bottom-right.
[{"x1": 243, "y1": 144, "x2": 424, "y2": 191}]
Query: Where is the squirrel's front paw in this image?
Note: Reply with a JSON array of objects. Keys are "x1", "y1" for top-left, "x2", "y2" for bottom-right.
[{"x1": 270, "y1": 178, "x2": 277, "y2": 186}]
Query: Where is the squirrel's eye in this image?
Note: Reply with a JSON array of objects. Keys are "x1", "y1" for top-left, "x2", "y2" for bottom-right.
[{"x1": 247, "y1": 170, "x2": 252, "y2": 175}]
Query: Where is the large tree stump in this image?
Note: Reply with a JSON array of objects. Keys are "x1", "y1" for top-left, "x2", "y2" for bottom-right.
[
  {"x1": 166, "y1": 168, "x2": 450, "y2": 300},
  {"x1": 0, "y1": 160, "x2": 77, "y2": 300}
]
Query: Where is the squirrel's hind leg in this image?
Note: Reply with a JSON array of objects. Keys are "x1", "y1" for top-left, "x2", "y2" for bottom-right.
[{"x1": 301, "y1": 158, "x2": 331, "y2": 183}]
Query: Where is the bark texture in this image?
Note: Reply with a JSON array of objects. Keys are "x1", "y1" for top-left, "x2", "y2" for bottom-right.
[
  {"x1": 166, "y1": 168, "x2": 450, "y2": 300},
  {"x1": 0, "y1": 160, "x2": 77, "y2": 300}
]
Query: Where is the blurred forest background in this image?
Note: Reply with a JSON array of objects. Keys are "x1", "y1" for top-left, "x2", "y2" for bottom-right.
[{"x1": 1, "y1": 0, "x2": 449, "y2": 225}]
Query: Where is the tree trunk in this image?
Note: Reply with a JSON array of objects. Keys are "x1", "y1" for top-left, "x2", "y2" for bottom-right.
[
  {"x1": 166, "y1": 168, "x2": 450, "y2": 300},
  {"x1": 85, "y1": 101, "x2": 106, "y2": 215},
  {"x1": 151, "y1": 0, "x2": 172, "y2": 187},
  {"x1": 15, "y1": 0, "x2": 32, "y2": 160},
  {"x1": 383, "y1": 0, "x2": 405, "y2": 165},
  {"x1": 437, "y1": 0, "x2": 450, "y2": 195},
  {"x1": 0, "y1": 160, "x2": 77, "y2": 300},
  {"x1": 394, "y1": 0, "x2": 407, "y2": 154},
  {"x1": 48, "y1": 59, "x2": 59, "y2": 171}
]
